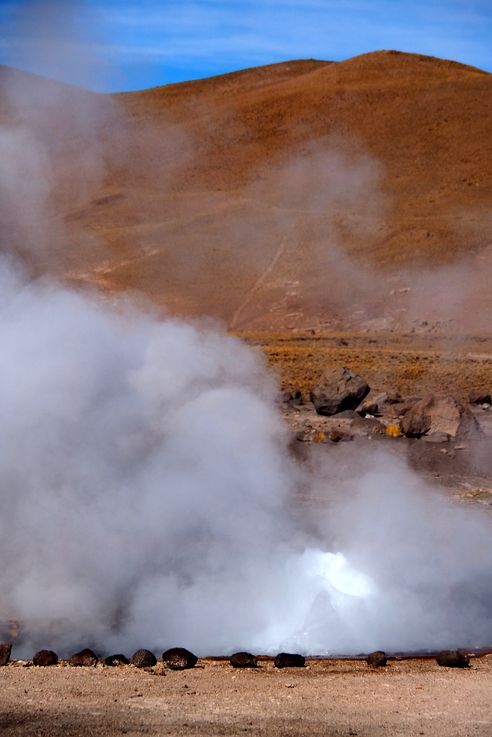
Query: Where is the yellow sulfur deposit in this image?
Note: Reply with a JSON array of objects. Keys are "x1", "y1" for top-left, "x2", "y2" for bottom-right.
[{"x1": 386, "y1": 423, "x2": 401, "y2": 438}]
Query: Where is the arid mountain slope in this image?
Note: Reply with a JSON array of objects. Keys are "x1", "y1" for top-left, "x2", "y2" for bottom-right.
[{"x1": 0, "y1": 51, "x2": 491, "y2": 330}]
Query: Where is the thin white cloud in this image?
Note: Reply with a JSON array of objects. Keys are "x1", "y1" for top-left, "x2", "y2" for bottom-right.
[
  {"x1": 1, "y1": 0, "x2": 490, "y2": 89},
  {"x1": 98, "y1": 0, "x2": 492, "y2": 62}
]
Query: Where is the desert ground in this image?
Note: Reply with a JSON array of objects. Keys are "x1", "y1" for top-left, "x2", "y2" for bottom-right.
[{"x1": 2, "y1": 657, "x2": 492, "y2": 737}]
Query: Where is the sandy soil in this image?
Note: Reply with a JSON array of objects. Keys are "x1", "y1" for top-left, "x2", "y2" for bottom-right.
[{"x1": 1, "y1": 657, "x2": 492, "y2": 737}]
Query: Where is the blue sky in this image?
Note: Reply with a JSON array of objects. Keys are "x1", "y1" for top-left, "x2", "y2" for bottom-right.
[{"x1": 0, "y1": 0, "x2": 491, "y2": 91}]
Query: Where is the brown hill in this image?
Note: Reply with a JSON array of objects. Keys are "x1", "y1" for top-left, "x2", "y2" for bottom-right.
[{"x1": 0, "y1": 51, "x2": 491, "y2": 332}]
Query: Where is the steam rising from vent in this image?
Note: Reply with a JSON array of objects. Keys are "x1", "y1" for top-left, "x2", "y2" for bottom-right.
[
  {"x1": 0, "y1": 259, "x2": 492, "y2": 657},
  {"x1": 2, "y1": 0, "x2": 492, "y2": 659}
]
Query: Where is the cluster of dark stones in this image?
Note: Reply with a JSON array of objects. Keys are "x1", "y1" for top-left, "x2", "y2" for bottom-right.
[
  {"x1": 287, "y1": 366, "x2": 487, "y2": 443},
  {"x1": 0, "y1": 644, "x2": 307, "y2": 669},
  {"x1": 0, "y1": 642, "x2": 474, "y2": 670},
  {"x1": 366, "y1": 649, "x2": 471, "y2": 669},
  {"x1": 8, "y1": 645, "x2": 201, "y2": 670},
  {"x1": 228, "y1": 651, "x2": 305, "y2": 668}
]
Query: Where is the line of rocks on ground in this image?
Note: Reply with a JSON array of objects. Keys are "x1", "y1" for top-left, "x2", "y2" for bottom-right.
[
  {"x1": 281, "y1": 366, "x2": 490, "y2": 444},
  {"x1": 0, "y1": 643, "x2": 474, "y2": 669}
]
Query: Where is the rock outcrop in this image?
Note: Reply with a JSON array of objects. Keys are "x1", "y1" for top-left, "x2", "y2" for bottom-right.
[
  {"x1": 401, "y1": 396, "x2": 482, "y2": 439},
  {"x1": 310, "y1": 367, "x2": 370, "y2": 416}
]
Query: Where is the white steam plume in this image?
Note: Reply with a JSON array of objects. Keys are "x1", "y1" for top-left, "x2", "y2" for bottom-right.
[
  {"x1": 1, "y1": 259, "x2": 492, "y2": 656},
  {"x1": 2, "y1": 0, "x2": 492, "y2": 660}
]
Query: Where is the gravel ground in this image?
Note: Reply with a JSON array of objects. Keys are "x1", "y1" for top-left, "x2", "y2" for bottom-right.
[{"x1": 1, "y1": 657, "x2": 492, "y2": 737}]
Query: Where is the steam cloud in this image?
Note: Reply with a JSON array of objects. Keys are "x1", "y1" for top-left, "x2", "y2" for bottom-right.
[
  {"x1": 1, "y1": 258, "x2": 492, "y2": 657},
  {"x1": 2, "y1": 0, "x2": 492, "y2": 659}
]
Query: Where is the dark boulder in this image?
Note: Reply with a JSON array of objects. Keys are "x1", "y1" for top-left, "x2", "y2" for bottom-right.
[
  {"x1": 435, "y1": 650, "x2": 470, "y2": 668},
  {"x1": 69, "y1": 648, "x2": 98, "y2": 667},
  {"x1": 229, "y1": 651, "x2": 257, "y2": 668},
  {"x1": 274, "y1": 652, "x2": 305, "y2": 668},
  {"x1": 401, "y1": 396, "x2": 441, "y2": 437},
  {"x1": 469, "y1": 389, "x2": 491, "y2": 405},
  {"x1": 0, "y1": 643, "x2": 11, "y2": 666},
  {"x1": 311, "y1": 367, "x2": 370, "y2": 416},
  {"x1": 130, "y1": 649, "x2": 157, "y2": 668},
  {"x1": 162, "y1": 647, "x2": 198, "y2": 670},
  {"x1": 33, "y1": 650, "x2": 58, "y2": 666},
  {"x1": 401, "y1": 396, "x2": 482, "y2": 440},
  {"x1": 367, "y1": 651, "x2": 387, "y2": 668},
  {"x1": 104, "y1": 653, "x2": 129, "y2": 666}
]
